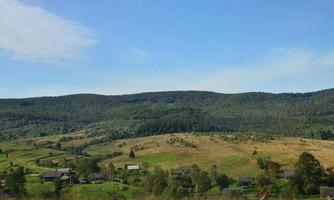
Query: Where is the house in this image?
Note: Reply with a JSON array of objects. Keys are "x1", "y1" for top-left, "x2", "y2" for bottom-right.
[
  {"x1": 125, "y1": 164, "x2": 140, "y2": 170},
  {"x1": 43, "y1": 172, "x2": 63, "y2": 182},
  {"x1": 320, "y1": 187, "x2": 334, "y2": 199},
  {"x1": 238, "y1": 176, "x2": 253, "y2": 186},
  {"x1": 56, "y1": 168, "x2": 73, "y2": 175},
  {"x1": 170, "y1": 166, "x2": 193, "y2": 176},
  {"x1": 222, "y1": 188, "x2": 243, "y2": 198}
]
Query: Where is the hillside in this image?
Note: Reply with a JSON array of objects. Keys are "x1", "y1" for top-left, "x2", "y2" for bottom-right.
[
  {"x1": 1, "y1": 89, "x2": 334, "y2": 140},
  {"x1": 1, "y1": 133, "x2": 334, "y2": 200}
]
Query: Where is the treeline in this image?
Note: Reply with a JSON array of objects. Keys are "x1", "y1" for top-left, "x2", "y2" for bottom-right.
[{"x1": 1, "y1": 89, "x2": 334, "y2": 140}]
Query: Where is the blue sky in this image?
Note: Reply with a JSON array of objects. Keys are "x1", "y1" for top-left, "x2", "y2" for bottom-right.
[{"x1": 0, "y1": 0, "x2": 334, "y2": 98}]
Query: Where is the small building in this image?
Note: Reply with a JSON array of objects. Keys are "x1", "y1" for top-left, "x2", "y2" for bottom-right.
[
  {"x1": 222, "y1": 188, "x2": 243, "y2": 198},
  {"x1": 320, "y1": 187, "x2": 334, "y2": 199},
  {"x1": 43, "y1": 172, "x2": 63, "y2": 182},
  {"x1": 125, "y1": 164, "x2": 140, "y2": 170},
  {"x1": 170, "y1": 166, "x2": 193, "y2": 176},
  {"x1": 56, "y1": 168, "x2": 73, "y2": 175}
]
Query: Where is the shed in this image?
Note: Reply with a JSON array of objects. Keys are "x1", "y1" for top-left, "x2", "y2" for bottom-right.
[
  {"x1": 43, "y1": 172, "x2": 63, "y2": 182},
  {"x1": 125, "y1": 164, "x2": 140, "y2": 170}
]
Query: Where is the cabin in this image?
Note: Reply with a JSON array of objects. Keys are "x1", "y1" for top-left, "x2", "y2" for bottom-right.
[
  {"x1": 238, "y1": 176, "x2": 253, "y2": 186},
  {"x1": 125, "y1": 164, "x2": 140, "y2": 171},
  {"x1": 222, "y1": 188, "x2": 243, "y2": 198},
  {"x1": 170, "y1": 166, "x2": 193, "y2": 176},
  {"x1": 43, "y1": 172, "x2": 63, "y2": 182},
  {"x1": 320, "y1": 187, "x2": 334, "y2": 199}
]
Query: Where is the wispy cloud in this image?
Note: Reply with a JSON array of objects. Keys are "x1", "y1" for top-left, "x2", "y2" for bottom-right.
[
  {"x1": 0, "y1": 0, "x2": 96, "y2": 64},
  {"x1": 103, "y1": 49, "x2": 334, "y2": 94},
  {"x1": 192, "y1": 49, "x2": 334, "y2": 93}
]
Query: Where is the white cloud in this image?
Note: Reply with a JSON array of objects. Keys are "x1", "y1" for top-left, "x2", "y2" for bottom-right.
[
  {"x1": 102, "y1": 49, "x2": 334, "y2": 94},
  {"x1": 188, "y1": 49, "x2": 334, "y2": 93},
  {"x1": 0, "y1": 0, "x2": 96, "y2": 64}
]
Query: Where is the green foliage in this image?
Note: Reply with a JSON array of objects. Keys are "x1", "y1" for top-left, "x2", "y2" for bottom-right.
[
  {"x1": 289, "y1": 152, "x2": 325, "y2": 195},
  {"x1": 191, "y1": 164, "x2": 212, "y2": 193},
  {"x1": 164, "y1": 175, "x2": 193, "y2": 199},
  {"x1": 1, "y1": 89, "x2": 334, "y2": 140},
  {"x1": 257, "y1": 175, "x2": 272, "y2": 188},
  {"x1": 54, "y1": 178, "x2": 62, "y2": 196},
  {"x1": 167, "y1": 135, "x2": 197, "y2": 148},
  {"x1": 216, "y1": 174, "x2": 230, "y2": 190},
  {"x1": 129, "y1": 149, "x2": 135, "y2": 159},
  {"x1": 257, "y1": 157, "x2": 269, "y2": 171},
  {"x1": 145, "y1": 166, "x2": 167, "y2": 196},
  {"x1": 76, "y1": 158, "x2": 101, "y2": 177},
  {"x1": 5, "y1": 167, "x2": 26, "y2": 196}
]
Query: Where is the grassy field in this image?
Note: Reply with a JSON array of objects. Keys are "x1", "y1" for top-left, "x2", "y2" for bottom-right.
[
  {"x1": 2, "y1": 133, "x2": 334, "y2": 178},
  {"x1": 63, "y1": 183, "x2": 138, "y2": 200},
  {"x1": 89, "y1": 133, "x2": 334, "y2": 177}
]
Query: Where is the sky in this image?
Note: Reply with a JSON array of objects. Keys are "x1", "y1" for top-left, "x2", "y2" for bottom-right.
[{"x1": 0, "y1": 0, "x2": 334, "y2": 98}]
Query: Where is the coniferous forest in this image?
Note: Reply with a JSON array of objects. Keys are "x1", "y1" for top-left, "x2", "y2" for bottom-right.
[{"x1": 1, "y1": 89, "x2": 334, "y2": 141}]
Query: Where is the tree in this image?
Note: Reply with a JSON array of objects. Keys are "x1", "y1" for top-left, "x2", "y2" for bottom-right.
[
  {"x1": 54, "y1": 178, "x2": 62, "y2": 197},
  {"x1": 164, "y1": 175, "x2": 192, "y2": 199},
  {"x1": 76, "y1": 158, "x2": 101, "y2": 177},
  {"x1": 289, "y1": 152, "x2": 324, "y2": 195},
  {"x1": 257, "y1": 175, "x2": 271, "y2": 189},
  {"x1": 257, "y1": 157, "x2": 269, "y2": 172},
  {"x1": 55, "y1": 142, "x2": 61, "y2": 150},
  {"x1": 216, "y1": 174, "x2": 229, "y2": 190},
  {"x1": 5, "y1": 167, "x2": 26, "y2": 196},
  {"x1": 197, "y1": 171, "x2": 211, "y2": 192},
  {"x1": 210, "y1": 165, "x2": 218, "y2": 185},
  {"x1": 145, "y1": 166, "x2": 167, "y2": 196},
  {"x1": 129, "y1": 149, "x2": 135, "y2": 159},
  {"x1": 141, "y1": 161, "x2": 149, "y2": 176},
  {"x1": 191, "y1": 165, "x2": 211, "y2": 193},
  {"x1": 104, "y1": 163, "x2": 117, "y2": 183}
]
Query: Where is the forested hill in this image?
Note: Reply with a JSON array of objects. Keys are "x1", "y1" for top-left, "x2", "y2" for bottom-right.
[{"x1": 1, "y1": 89, "x2": 334, "y2": 140}]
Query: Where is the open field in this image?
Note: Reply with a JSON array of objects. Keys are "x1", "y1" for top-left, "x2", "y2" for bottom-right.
[
  {"x1": 2, "y1": 133, "x2": 334, "y2": 177},
  {"x1": 86, "y1": 133, "x2": 334, "y2": 177}
]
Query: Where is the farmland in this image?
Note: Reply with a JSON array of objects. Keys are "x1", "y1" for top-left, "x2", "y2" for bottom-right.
[
  {"x1": 2, "y1": 133, "x2": 334, "y2": 176},
  {"x1": 1, "y1": 132, "x2": 334, "y2": 199}
]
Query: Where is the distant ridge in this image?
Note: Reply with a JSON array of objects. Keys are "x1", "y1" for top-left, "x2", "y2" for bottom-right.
[{"x1": 1, "y1": 88, "x2": 334, "y2": 140}]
